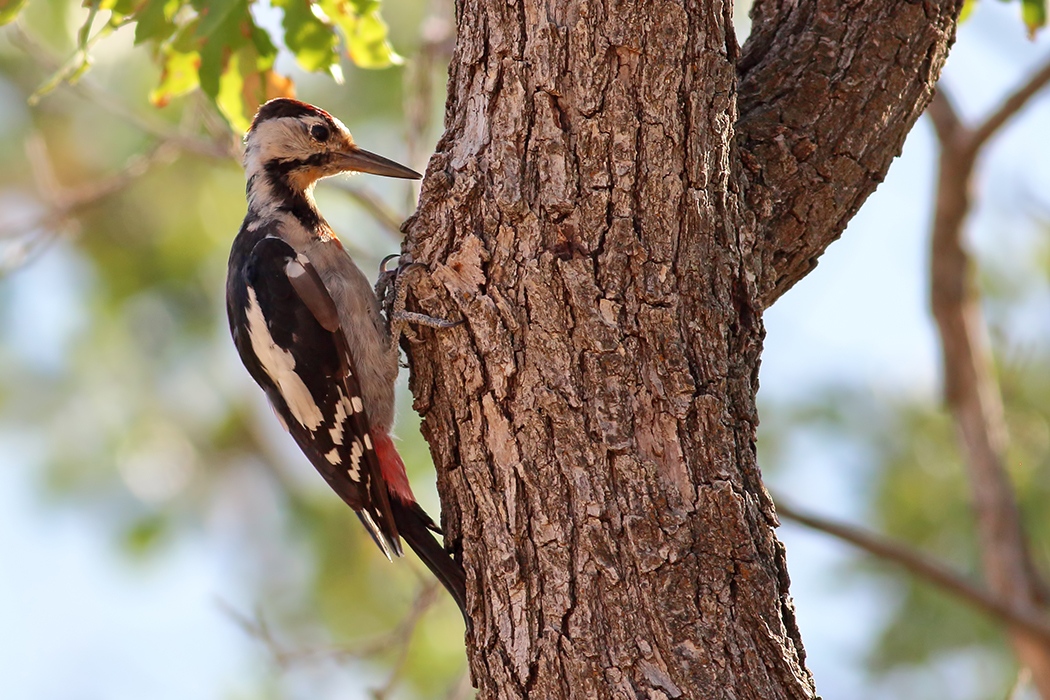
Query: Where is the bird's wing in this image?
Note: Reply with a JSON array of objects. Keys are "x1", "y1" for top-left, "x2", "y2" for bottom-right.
[{"x1": 241, "y1": 235, "x2": 401, "y2": 558}]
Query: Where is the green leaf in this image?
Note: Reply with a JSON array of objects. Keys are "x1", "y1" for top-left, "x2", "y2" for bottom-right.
[
  {"x1": 133, "y1": 0, "x2": 183, "y2": 44},
  {"x1": 959, "y1": 0, "x2": 977, "y2": 23},
  {"x1": 194, "y1": 0, "x2": 243, "y2": 40},
  {"x1": 197, "y1": 39, "x2": 224, "y2": 100},
  {"x1": 346, "y1": 0, "x2": 378, "y2": 12},
  {"x1": 248, "y1": 21, "x2": 278, "y2": 68},
  {"x1": 101, "y1": 0, "x2": 140, "y2": 14},
  {"x1": 195, "y1": 0, "x2": 250, "y2": 99},
  {"x1": 216, "y1": 47, "x2": 250, "y2": 132},
  {"x1": 1022, "y1": 0, "x2": 1047, "y2": 37},
  {"x1": 149, "y1": 46, "x2": 200, "y2": 107},
  {"x1": 346, "y1": 10, "x2": 401, "y2": 67},
  {"x1": 318, "y1": 0, "x2": 401, "y2": 69},
  {"x1": 275, "y1": 0, "x2": 340, "y2": 73},
  {"x1": 0, "y1": 0, "x2": 28, "y2": 25},
  {"x1": 169, "y1": 15, "x2": 201, "y2": 52},
  {"x1": 123, "y1": 515, "x2": 170, "y2": 556},
  {"x1": 215, "y1": 42, "x2": 296, "y2": 134}
]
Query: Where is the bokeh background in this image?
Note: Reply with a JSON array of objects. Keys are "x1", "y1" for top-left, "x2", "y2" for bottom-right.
[{"x1": 0, "y1": 1, "x2": 1048, "y2": 698}]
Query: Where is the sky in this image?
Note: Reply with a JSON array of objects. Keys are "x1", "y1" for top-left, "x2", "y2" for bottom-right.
[
  {"x1": 763, "y1": 3, "x2": 1050, "y2": 697},
  {"x1": 2, "y1": 2, "x2": 1050, "y2": 699}
]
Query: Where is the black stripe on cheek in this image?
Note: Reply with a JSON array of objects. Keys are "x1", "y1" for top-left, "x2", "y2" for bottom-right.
[{"x1": 265, "y1": 152, "x2": 331, "y2": 177}]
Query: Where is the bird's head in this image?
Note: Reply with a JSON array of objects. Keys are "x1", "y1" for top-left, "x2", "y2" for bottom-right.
[{"x1": 243, "y1": 98, "x2": 421, "y2": 193}]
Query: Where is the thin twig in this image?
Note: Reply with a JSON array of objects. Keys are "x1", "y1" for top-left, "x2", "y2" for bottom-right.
[
  {"x1": 218, "y1": 580, "x2": 440, "y2": 671},
  {"x1": 327, "y1": 180, "x2": 406, "y2": 239},
  {"x1": 11, "y1": 25, "x2": 237, "y2": 161},
  {"x1": 444, "y1": 669, "x2": 475, "y2": 700},
  {"x1": 775, "y1": 499, "x2": 1050, "y2": 645},
  {"x1": 970, "y1": 55, "x2": 1050, "y2": 153},
  {"x1": 1, "y1": 136, "x2": 181, "y2": 272},
  {"x1": 370, "y1": 582, "x2": 441, "y2": 699}
]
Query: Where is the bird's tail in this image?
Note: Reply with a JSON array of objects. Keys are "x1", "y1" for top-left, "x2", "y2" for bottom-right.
[
  {"x1": 372, "y1": 430, "x2": 468, "y2": 625},
  {"x1": 389, "y1": 497, "x2": 469, "y2": 624}
]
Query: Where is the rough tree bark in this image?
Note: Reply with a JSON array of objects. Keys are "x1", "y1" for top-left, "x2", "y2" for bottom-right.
[{"x1": 401, "y1": 1, "x2": 962, "y2": 697}]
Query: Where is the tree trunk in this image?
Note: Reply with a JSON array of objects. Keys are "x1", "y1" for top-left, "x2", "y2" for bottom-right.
[{"x1": 403, "y1": 1, "x2": 962, "y2": 697}]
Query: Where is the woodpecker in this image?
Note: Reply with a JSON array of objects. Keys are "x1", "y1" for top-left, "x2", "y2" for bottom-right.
[{"x1": 226, "y1": 98, "x2": 467, "y2": 618}]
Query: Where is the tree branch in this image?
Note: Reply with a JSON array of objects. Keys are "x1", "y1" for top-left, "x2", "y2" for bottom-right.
[
  {"x1": 775, "y1": 499, "x2": 1050, "y2": 646},
  {"x1": 218, "y1": 579, "x2": 439, "y2": 675},
  {"x1": 927, "y1": 54, "x2": 1050, "y2": 696},
  {"x1": 970, "y1": 55, "x2": 1050, "y2": 153},
  {"x1": 1, "y1": 135, "x2": 181, "y2": 272},
  {"x1": 10, "y1": 25, "x2": 238, "y2": 161},
  {"x1": 928, "y1": 88, "x2": 964, "y2": 148},
  {"x1": 737, "y1": 0, "x2": 963, "y2": 309},
  {"x1": 327, "y1": 180, "x2": 407, "y2": 240}
]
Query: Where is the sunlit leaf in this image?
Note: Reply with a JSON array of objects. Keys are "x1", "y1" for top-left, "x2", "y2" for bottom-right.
[
  {"x1": 1022, "y1": 0, "x2": 1047, "y2": 37},
  {"x1": 196, "y1": 0, "x2": 251, "y2": 100},
  {"x1": 217, "y1": 48, "x2": 251, "y2": 134},
  {"x1": 347, "y1": 0, "x2": 379, "y2": 13},
  {"x1": 960, "y1": 0, "x2": 978, "y2": 22},
  {"x1": 0, "y1": 0, "x2": 28, "y2": 26},
  {"x1": 319, "y1": 0, "x2": 401, "y2": 68},
  {"x1": 248, "y1": 19, "x2": 279, "y2": 65},
  {"x1": 275, "y1": 0, "x2": 340, "y2": 73},
  {"x1": 149, "y1": 47, "x2": 200, "y2": 107},
  {"x1": 101, "y1": 0, "x2": 139, "y2": 15},
  {"x1": 345, "y1": 10, "x2": 401, "y2": 67},
  {"x1": 215, "y1": 40, "x2": 296, "y2": 134}
]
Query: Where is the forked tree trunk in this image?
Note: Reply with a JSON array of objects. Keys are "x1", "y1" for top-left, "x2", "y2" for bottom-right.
[{"x1": 403, "y1": 1, "x2": 962, "y2": 697}]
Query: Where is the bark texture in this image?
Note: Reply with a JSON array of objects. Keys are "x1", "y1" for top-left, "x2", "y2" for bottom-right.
[
  {"x1": 402, "y1": 1, "x2": 961, "y2": 697},
  {"x1": 739, "y1": 0, "x2": 961, "y2": 306}
]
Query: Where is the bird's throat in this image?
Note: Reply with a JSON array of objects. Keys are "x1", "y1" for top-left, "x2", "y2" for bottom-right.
[{"x1": 246, "y1": 169, "x2": 323, "y2": 233}]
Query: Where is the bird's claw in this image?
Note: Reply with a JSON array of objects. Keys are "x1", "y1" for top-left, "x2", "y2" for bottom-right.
[
  {"x1": 378, "y1": 253, "x2": 401, "y2": 275},
  {"x1": 378, "y1": 255, "x2": 460, "y2": 356}
]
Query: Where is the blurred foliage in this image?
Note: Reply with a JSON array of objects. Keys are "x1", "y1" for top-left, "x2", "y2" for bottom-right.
[
  {"x1": 962, "y1": 0, "x2": 1048, "y2": 37},
  {"x1": 0, "y1": 0, "x2": 463, "y2": 697},
  {"x1": 0, "y1": 0, "x2": 401, "y2": 131},
  {"x1": 760, "y1": 243, "x2": 1050, "y2": 695}
]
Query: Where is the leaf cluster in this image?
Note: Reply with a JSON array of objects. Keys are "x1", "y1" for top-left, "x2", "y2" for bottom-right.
[{"x1": 2, "y1": 0, "x2": 402, "y2": 131}]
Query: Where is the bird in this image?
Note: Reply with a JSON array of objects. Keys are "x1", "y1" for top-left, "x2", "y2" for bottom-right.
[{"x1": 225, "y1": 98, "x2": 467, "y2": 619}]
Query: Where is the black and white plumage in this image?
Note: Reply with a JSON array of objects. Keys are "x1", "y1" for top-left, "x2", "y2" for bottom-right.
[
  {"x1": 226, "y1": 98, "x2": 466, "y2": 617},
  {"x1": 231, "y1": 235, "x2": 400, "y2": 556}
]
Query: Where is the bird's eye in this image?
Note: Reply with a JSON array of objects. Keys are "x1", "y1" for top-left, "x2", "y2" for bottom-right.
[{"x1": 310, "y1": 124, "x2": 330, "y2": 142}]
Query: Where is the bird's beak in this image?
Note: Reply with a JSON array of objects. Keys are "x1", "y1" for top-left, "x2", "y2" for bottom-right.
[{"x1": 334, "y1": 146, "x2": 422, "y2": 180}]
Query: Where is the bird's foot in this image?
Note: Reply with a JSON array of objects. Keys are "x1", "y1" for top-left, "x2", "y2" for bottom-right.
[{"x1": 379, "y1": 254, "x2": 460, "y2": 357}]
